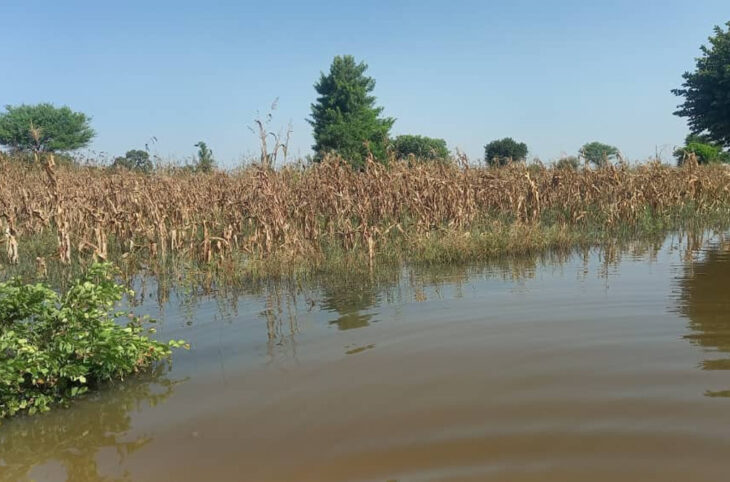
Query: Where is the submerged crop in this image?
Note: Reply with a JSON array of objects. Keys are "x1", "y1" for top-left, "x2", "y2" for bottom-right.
[{"x1": 1, "y1": 155, "x2": 730, "y2": 278}]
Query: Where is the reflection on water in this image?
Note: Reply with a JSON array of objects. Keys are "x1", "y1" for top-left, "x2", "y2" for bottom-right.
[
  {"x1": 321, "y1": 278, "x2": 378, "y2": 330},
  {"x1": 345, "y1": 343, "x2": 376, "y2": 355},
  {"x1": 260, "y1": 282, "x2": 300, "y2": 361},
  {"x1": 0, "y1": 367, "x2": 183, "y2": 481},
  {"x1": 114, "y1": 233, "x2": 730, "y2": 373},
  {"x1": 675, "y1": 237, "x2": 730, "y2": 397},
  {"x1": 3, "y1": 230, "x2": 730, "y2": 481}
]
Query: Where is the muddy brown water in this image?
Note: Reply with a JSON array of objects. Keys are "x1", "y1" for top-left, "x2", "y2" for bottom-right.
[{"x1": 2, "y1": 232, "x2": 730, "y2": 481}]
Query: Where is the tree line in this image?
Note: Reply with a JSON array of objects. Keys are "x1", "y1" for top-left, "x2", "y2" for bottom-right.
[{"x1": 1, "y1": 21, "x2": 729, "y2": 170}]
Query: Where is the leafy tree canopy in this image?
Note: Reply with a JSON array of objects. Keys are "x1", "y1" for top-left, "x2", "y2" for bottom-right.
[
  {"x1": 672, "y1": 21, "x2": 730, "y2": 147},
  {"x1": 579, "y1": 141, "x2": 620, "y2": 167},
  {"x1": 391, "y1": 135, "x2": 450, "y2": 162},
  {"x1": 112, "y1": 149, "x2": 153, "y2": 173},
  {"x1": 308, "y1": 55, "x2": 394, "y2": 168},
  {"x1": 0, "y1": 103, "x2": 95, "y2": 153},
  {"x1": 484, "y1": 137, "x2": 528, "y2": 166}
]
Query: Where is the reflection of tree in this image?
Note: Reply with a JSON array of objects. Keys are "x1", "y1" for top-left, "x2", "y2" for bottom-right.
[
  {"x1": 677, "y1": 241, "x2": 730, "y2": 397},
  {"x1": 0, "y1": 366, "x2": 184, "y2": 481},
  {"x1": 320, "y1": 278, "x2": 379, "y2": 331}
]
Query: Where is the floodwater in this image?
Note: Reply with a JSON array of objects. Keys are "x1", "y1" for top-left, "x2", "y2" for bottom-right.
[{"x1": 2, "y1": 232, "x2": 730, "y2": 481}]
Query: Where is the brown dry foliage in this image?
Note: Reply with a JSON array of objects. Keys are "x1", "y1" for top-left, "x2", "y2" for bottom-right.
[{"x1": 1, "y1": 153, "x2": 729, "y2": 267}]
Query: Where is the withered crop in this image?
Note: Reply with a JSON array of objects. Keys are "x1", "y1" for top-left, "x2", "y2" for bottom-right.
[{"x1": 1, "y1": 153, "x2": 729, "y2": 274}]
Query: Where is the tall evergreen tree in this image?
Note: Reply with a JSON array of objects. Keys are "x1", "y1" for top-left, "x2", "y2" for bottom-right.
[{"x1": 308, "y1": 55, "x2": 394, "y2": 168}]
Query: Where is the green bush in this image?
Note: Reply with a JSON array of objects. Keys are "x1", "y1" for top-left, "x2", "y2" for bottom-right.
[
  {"x1": 0, "y1": 263, "x2": 186, "y2": 420},
  {"x1": 391, "y1": 135, "x2": 450, "y2": 162},
  {"x1": 112, "y1": 149, "x2": 153, "y2": 173},
  {"x1": 674, "y1": 135, "x2": 730, "y2": 165},
  {"x1": 555, "y1": 156, "x2": 580, "y2": 170},
  {"x1": 484, "y1": 138, "x2": 528, "y2": 166}
]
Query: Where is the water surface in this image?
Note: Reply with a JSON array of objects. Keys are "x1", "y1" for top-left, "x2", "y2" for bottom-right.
[{"x1": 2, "y1": 232, "x2": 730, "y2": 481}]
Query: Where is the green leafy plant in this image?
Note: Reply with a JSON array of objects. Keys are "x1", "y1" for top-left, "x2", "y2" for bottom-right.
[
  {"x1": 484, "y1": 137, "x2": 528, "y2": 166},
  {"x1": 391, "y1": 135, "x2": 450, "y2": 162},
  {"x1": 0, "y1": 103, "x2": 95, "y2": 154},
  {"x1": 0, "y1": 263, "x2": 187, "y2": 420},
  {"x1": 309, "y1": 55, "x2": 394, "y2": 168}
]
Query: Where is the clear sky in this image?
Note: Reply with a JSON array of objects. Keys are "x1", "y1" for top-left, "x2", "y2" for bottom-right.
[{"x1": 1, "y1": 1, "x2": 728, "y2": 166}]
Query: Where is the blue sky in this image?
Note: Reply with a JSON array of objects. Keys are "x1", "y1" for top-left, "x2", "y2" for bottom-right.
[{"x1": 1, "y1": 1, "x2": 728, "y2": 166}]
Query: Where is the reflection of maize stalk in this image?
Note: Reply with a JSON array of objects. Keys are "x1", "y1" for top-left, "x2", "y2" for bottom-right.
[{"x1": 42, "y1": 154, "x2": 71, "y2": 264}]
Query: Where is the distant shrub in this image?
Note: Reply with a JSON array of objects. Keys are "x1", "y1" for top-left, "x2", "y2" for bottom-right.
[
  {"x1": 484, "y1": 138, "x2": 528, "y2": 166},
  {"x1": 0, "y1": 263, "x2": 187, "y2": 420},
  {"x1": 674, "y1": 135, "x2": 730, "y2": 165},
  {"x1": 391, "y1": 135, "x2": 450, "y2": 162},
  {"x1": 555, "y1": 156, "x2": 580, "y2": 170},
  {"x1": 112, "y1": 149, "x2": 153, "y2": 173}
]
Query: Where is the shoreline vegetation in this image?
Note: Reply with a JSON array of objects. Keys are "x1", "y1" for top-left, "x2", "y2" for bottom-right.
[
  {"x1": 2, "y1": 153, "x2": 730, "y2": 284},
  {"x1": 0, "y1": 263, "x2": 187, "y2": 421}
]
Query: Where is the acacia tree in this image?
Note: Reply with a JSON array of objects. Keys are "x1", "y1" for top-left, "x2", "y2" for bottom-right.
[
  {"x1": 309, "y1": 55, "x2": 394, "y2": 168},
  {"x1": 0, "y1": 103, "x2": 95, "y2": 155},
  {"x1": 672, "y1": 21, "x2": 730, "y2": 147},
  {"x1": 484, "y1": 138, "x2": 528, "y2": 166},
  {"x1": 579, "y1": 141, "x2": 619, "y2": 167}
]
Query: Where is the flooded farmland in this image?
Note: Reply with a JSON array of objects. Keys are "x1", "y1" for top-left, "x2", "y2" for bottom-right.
[{"x1": 2, "y1": 231, "x2": 730, "y2": 481}]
